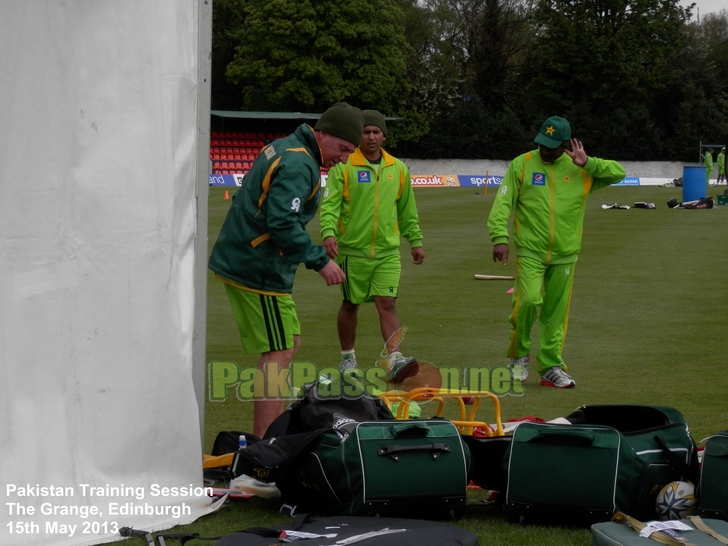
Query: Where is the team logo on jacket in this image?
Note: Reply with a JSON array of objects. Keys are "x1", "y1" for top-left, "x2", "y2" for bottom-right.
[
  {"x1": 358, "y1": 171, "x2": 371, "y2": 183},
  {"x1": 532, "y1": 173, "x2": 546, "y2": 186},
  {"x1": 291, "y1": 197, "x2": 301, "y2": 212}
]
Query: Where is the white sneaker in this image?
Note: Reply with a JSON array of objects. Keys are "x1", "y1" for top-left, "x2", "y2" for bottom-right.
[
  {"x1": 385, "y1": 353, "x2": 418, "y2": 381},
  {"x1": 540, "y1": 366, "x2": 575, "y2": 388},
  {"x1": 339, "y1": 357, "x2": 357, "y2": 372},
  {"x1": 508, "y1": 355, "x2": 529, "y2": 382}
]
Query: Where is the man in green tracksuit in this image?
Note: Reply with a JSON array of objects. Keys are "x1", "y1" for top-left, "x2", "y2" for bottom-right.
[
  {"x1": 208, "y1": 102, "x2": 364, "y2": 436},
  {"x1": 487, "y1": 116, "x2": 626, "y2": 388},
  {"x1": 320, "y1": 110, "x2": 424, "y2": 376},
  {"x1": 705, "y1": 148, "x2": 714, "y2": 188},
  {"x1": 718, "y1": 147, "x2": 726, "y2": 185}
]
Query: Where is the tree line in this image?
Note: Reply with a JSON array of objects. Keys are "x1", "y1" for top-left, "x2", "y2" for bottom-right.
[{"x1": 211, "y1": 0, "x2": 728, "y2": 161}]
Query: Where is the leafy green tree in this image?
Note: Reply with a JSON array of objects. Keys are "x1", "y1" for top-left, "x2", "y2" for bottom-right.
[
  {"x1": 462, "y1": 0, "x2": 533, "y2": 110},
  {"x1": 392, "y1": 0, "x2": 533, "y2": 159},
  {"x1": 211, "y1": 0, "x2": 247, "y2": 110},
  {"x1": 518, "y1": 0, "x2": 692, "y2": 159},
  {"x1": 661, "y1": 10, "x2": 728, "y2": 159},
  {"x1": 389, "y1": 0, "x2": 468, "y2": 146},
  {"x1": 225, "y1": 0, "x2": 408, "y2": 113}
]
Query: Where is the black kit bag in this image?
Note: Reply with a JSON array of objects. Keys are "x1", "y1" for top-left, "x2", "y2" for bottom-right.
[
  {"x1": 232, "y1": 380, "x2": 394, "y2": 481},
  {"x1": 214, "y1": 514, "x2": 480, "y2": 546},
  {"x1": 263, "y1": 380, "x2": 394, "y2": 438},
  {"x1": 461, "y1": 434, "x2": 512, "y2": 492},
  {"x1": 698, "y1": 431, "x2": 728, "y2": 520},
  {"x1": 297, "y1": 380, "x2": 394, "y2": 432}
]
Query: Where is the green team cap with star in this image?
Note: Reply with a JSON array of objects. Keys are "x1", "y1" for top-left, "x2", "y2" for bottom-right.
[{"x1": 534, "y1": 116, "x2": 571, "y2": 149}]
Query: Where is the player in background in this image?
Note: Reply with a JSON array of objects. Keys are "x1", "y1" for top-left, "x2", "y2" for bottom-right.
[
  {"x1": 717, "y1": 147, "x2": 725, "y2": 185},
  {"x1": 705, "y1": 148, "x2": 714, "y2": 188},
  {"x1": 487, "y1": 116, "x2": 626, "y2": 388},
  {"x1": 320, "y1": 110, "x2": 424, "y2": 378}
]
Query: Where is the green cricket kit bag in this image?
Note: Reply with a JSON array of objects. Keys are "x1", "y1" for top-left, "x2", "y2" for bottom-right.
[
  {"x1": 505, "y1": 405, "x2": 698, "y2": 524},
  {"x1": 278, "y1": 419, "x2": 471, "y2": 519},
  {"x1": 698, "y1": 431, "x2": 728, "y2": 520}
]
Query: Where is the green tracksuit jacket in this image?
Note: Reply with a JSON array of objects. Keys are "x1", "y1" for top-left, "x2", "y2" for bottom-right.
[
  {"x1": 208, "y1": 124, "x2": 328, "y2": 295},
  {"x1": 488, "y1": 150, "x2": 626, "y2": 264},
  {"x1": 319, "y1": 148, "x2": 423, "y2": 258}
]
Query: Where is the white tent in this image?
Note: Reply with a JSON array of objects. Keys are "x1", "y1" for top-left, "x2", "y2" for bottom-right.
[{"x1": 0, "y1": 2, "x2": 216, "y2": 544}]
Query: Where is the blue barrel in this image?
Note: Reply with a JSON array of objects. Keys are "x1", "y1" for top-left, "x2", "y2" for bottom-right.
[{"x1": 683, "y1": 165, "x2": 706, "y2": 202}]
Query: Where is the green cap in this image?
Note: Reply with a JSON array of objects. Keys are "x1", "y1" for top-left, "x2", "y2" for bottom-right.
[
  {"x1": 314, "y1": 102, "x2": 364, "y2": 147},
  {"x1": 534, "y1": 116, "x2": 572, "y2": 149},
  {"x1": 362, "y1": 110, "x2": 387, "y2": 137}
]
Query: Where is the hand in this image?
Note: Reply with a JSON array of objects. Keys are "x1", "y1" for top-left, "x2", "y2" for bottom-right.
[
  {"x1": 318, "y1": 260, "x2": 345, "y2": 286},
  {"x1": 323, "y1": 236, "x2": 338, "y2": 259},
  {"x1": 564, "y1": 138, "x2": 587, "y2": 167},
  {"x1": 411, "y1": 247, "x2": 425, "y2": 265},
  {"x1": 493, "y1": 244, "x2": 509, "y2": 265}
]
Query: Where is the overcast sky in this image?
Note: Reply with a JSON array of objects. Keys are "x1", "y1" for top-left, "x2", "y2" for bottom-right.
[{"x1": 680, "y1": 0, "x2": 725, "y2": 19}]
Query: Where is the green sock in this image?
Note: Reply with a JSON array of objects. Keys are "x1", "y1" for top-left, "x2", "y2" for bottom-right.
[{"x1": 341, "y1": 350, "x2": 356, "y2": 361}]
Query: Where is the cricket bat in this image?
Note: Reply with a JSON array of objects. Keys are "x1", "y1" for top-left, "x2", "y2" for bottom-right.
[{"x1": 474, "y1": 274, "x2": 515, "y2": 281}]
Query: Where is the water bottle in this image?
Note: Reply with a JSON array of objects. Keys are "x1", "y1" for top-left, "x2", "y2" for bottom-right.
[{"x1": 238, "y1": 434, "x2": 247, "y2": 449}]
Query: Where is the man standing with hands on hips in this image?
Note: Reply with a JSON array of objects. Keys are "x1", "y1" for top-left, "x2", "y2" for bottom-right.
[
  {"x1": 487, "y1": 116, "x2": 625, "y2": 388},
  {"x1": 320, "y1": 110, "x2": 424, "y2": 377}
]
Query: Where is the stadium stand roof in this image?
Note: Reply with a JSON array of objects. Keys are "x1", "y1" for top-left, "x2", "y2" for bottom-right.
[
  {"x1": 211, "y1": 110, "x2": 324, "y2": 120},
  {"x1": 211, "y1": 110, "x2": 400, "y2": 121}
]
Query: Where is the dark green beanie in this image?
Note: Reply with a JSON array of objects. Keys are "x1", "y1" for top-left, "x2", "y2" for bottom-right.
[
  {"x1": 314, "y1": 102, "x2": 364, "y2": 147},
  {"x1": 362, "y1": 110, "x2": 387, "y2": 137}
]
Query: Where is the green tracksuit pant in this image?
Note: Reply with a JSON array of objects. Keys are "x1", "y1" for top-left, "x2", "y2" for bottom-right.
[{"x1": 506, "y1": 255, "x2": 575, "y2": 374}]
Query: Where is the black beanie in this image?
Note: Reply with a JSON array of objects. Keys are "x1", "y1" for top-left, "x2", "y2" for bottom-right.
[
  {"x1": 314, "y1": 102, "x2": 364, "y2": 147},
  {"x1": 362, "y1": 110, "x2": 387, "y2": 137}
]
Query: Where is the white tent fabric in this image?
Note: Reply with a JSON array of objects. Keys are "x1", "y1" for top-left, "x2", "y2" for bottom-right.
[{"x1": 0, "y1": 2, "x2": 215, "y2": 545}]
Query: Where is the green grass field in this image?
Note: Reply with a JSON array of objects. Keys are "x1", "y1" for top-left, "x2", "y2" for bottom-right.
[{"x1": 185, "y1": 185, "x2": 728, "y2": 545}]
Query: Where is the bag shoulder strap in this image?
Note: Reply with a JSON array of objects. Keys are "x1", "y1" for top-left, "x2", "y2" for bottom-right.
[
  {"x1": 654, "y1": 434, "x2": 699, "y2": 483},
  {"x1": 687, "y1": 516, "x2": 728, "y2": 545},
  {"x1": 611, "y1": 513, "x2": 690, "y2": 546}
]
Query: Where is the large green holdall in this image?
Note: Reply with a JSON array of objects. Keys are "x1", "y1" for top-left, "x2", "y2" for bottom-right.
[
  {"x1": 505, "y1": 405, "x2": 698, "y2": 524},
  {"x1": 278, "y1": 419, "x2": 470, "y2": 519},
  {"x1": 698, "y1": 431, "x2": 728, "y2": 520}
]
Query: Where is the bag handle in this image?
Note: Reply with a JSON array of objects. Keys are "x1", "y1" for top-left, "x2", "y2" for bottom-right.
[
  {"x1": 377, "y1": 443, "x2": 451, "y2": 461},
  {"x1": 654, "y1": 434, "x2": 698, "y2": 483},
  {"x1": 389, "y1": 422, "x2": 431, "y2": 438},
  {"x1": 611, "y1": 512, "x2": 691, "y2": 546},
  {"x1": 532, "y1": 427, "x2": 596, "y2": 443}
]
